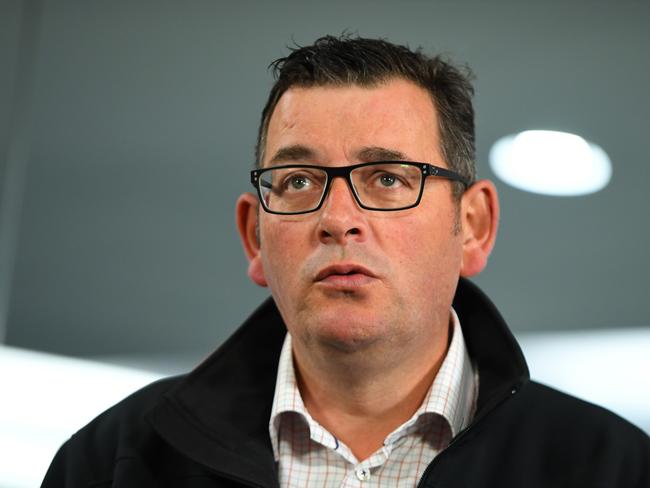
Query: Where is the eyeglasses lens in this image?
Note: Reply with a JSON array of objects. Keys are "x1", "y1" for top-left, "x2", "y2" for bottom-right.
[{"x1": 259, "y1": 163, "x2": 423, "y2": 214}]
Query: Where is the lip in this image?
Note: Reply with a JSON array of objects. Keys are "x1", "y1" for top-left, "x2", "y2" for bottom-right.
[{"x1": 314, "y1": 263, "x2": 378, "y2": 287}]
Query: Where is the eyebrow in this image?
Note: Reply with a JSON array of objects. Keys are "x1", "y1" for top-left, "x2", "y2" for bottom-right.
[
  {"x1": 268, "y1": 145, "x2": 317, "y2": 166},
  {"x1": 356, "y1": 146, "x2": 410, "y2": 162},
  {"x1": 266, "y1": 144, "x2": 411, "y2": 166}
]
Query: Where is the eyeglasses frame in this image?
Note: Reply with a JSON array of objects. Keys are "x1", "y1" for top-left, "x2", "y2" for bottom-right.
[{"x1": 250, "y1": 161, "x2": 470, "y2": 215}]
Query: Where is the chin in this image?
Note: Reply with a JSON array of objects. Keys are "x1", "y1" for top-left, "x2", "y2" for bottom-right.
[
  {"x1": 318, "y1": 330, "x2": 383, "y2": 354},
  {"x1": 303, "y1": 312, "x2": 387, "y2": 353},
  {"x1": 289, "y1": 290, "x2": 397, "y2": 351}
]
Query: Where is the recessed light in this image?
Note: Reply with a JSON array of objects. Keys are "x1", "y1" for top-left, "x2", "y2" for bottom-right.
[{"x1": 489, "y1": 130, "x2": 612, "y2": 196}]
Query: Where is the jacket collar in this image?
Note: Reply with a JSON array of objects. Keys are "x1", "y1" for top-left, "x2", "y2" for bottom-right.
[
  {"x1": 452, "y1": 278, "x2": 529, "y2": 419},
  {"x1": 147, "y1": 278, "x2": 529, "y2": 486}
]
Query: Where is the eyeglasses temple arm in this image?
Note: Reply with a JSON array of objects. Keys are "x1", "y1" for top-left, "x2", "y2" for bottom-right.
[{"x1": 427, "y1": 165, "x2": 470, "y2": 188}]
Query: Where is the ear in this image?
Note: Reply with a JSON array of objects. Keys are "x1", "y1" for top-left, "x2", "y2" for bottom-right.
[
  {"x1": 235, "y1": 192, "x2": 268, "y2": 287},
  {"x1": 459, "y1": 180, "x2": 499, "y2": 277}
]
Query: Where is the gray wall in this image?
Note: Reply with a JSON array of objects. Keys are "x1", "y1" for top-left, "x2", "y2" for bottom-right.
[
  {"x1": 2, "y1": 0, "x2": 649, "y2": 358},
  {"x1": 0, "y1": 0, "x2": 35, "y2": 343}
]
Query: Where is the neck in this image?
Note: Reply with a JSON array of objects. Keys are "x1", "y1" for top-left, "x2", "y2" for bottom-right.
[{"x1": 291, "y1": 321, "x2": 450, "y2": 461}]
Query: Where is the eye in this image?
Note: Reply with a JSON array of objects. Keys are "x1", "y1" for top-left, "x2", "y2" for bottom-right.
[
  {"x1": 372, "y1": 171, "x2": 406, "y2": 189},
  {"x1": 289, "y1": 175, "x2": 309, "y2": 190},
  {"x1": 280, "y1": 171, "x2": 317, "y2": 193},
  {"x1": 379, "y1": 173, "x2": 398, "y2": 187}
]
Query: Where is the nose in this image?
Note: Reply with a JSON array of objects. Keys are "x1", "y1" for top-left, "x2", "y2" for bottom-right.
[{"x1": 317, "y1": 177, "x2": 367, "y2": 245}]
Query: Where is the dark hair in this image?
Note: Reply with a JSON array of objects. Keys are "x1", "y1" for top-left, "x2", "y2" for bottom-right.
[{"x1": 255, "y1": 34, "x2": 476, "y2": 198}]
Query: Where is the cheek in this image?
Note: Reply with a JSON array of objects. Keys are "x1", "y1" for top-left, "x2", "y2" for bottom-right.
[
  {"x1": 378, "y1": 215, "x2": 462, "y2": 287},
  {"x1": 260, "y1": 220, "x2": 311, "y2": 291},
  {"x1": 387, "y1": 228, "x2": 423, "y2": 270}
]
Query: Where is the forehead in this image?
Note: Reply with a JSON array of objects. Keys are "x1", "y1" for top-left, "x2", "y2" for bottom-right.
[{"x1": 263, "y1": 79, "x2": 442, "y2": 165}]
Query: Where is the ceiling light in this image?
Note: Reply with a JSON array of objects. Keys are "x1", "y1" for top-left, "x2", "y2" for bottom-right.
[{"x1": 489, "y1": 130, "x2": 612, "y2": 196}]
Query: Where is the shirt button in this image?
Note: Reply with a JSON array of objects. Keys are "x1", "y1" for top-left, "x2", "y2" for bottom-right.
[{"x1": 355, "y1": 467, "x2": 370, "y2": 481}]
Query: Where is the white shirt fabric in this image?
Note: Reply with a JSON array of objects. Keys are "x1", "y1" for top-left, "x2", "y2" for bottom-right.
[{"x1": 269, "y1": 308, "x2": 478, "y2": 487}]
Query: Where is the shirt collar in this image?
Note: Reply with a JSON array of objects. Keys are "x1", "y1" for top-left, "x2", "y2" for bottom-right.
[
  {"x1": 269, "y1": 332, "x2": 309, "y2": 460},
  {"x1": 407, "y1": 308, "x2": 477, "y2": 437},
  {"x1": 268, "y1": 307, "x2": 477, "y2": 460}
]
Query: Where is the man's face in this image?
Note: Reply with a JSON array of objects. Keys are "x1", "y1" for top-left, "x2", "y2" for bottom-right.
[{"x1": 252, "y1": 79, "x2": 465, "y2": 358}]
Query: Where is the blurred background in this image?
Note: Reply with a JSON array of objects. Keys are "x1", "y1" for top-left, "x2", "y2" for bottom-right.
[{"x1": 1, "y1": 1, "x2": 649, "y2": 486}]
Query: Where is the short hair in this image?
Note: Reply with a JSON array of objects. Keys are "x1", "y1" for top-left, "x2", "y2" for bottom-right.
[{"x1": 255, "y1": 34, "x2": 477, "y2": 198}]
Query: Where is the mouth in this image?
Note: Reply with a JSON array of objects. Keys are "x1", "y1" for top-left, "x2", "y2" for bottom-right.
[{"x1": 314, "y1": 263, "x2": 378, "y2": 288}]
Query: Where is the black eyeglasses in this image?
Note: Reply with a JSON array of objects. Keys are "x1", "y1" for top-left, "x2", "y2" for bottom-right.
[{"x1": 250, "y1": 161, "x2": 469, "y2": 215}]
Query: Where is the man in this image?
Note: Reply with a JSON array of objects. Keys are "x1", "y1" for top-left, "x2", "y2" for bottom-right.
[{"x1": 43, "y1": 35, "x2": 648, "y2": 487}]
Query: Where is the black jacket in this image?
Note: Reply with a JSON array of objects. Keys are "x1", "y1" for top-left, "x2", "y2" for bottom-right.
[{"x1": 42, "y1": 279, "x2": 650, "y2": 487}]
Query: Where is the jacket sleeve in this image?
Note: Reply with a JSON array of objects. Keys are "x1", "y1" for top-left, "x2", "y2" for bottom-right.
[
  {"x1": 40, "y1": 378, "x2": 180, "y2": 488},
  {"x1": 40, "y1": 441, "x2": 69, "y2": 487},
  {"x1": 41, "y1": 435, "x2": 102, "y2": 487}
]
